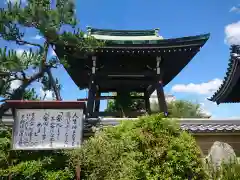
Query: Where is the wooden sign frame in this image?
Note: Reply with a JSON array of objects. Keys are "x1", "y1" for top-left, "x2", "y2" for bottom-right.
[{"x1": 6, "y1": 100, "x2": 86, "y2": 150}]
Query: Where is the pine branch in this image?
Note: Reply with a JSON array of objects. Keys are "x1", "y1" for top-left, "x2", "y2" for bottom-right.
[
  {"x1": 46, "y1": 67, "x2": 61, "y2": 100},
  {"x1": 15, "y1": 40, "x2": 43, "y2": 50},
  {"x1": 0, "y1": 98, "x2": 7, "y2": 103},
  {"x1": 38, "y1": 41, "x2": 62, "y2": 100},
  {"x1": 20, "y1": 71, "x2": 27, "y2": 81},
  {"x1": 40, "y1": 41, "x2": 49, "y2": 71},
  {"x1": 0, "y1": 67, "x2": 48, "y2": 120},
  {"x1": 0, "y1": 72, "x2": 10, "y2": 77},
  {"x1": 12, "y1": 69, "x2": 46, "y2": 100},
  {"x1": 4, "y1": 92, "x2": 13, "y2": 96}
]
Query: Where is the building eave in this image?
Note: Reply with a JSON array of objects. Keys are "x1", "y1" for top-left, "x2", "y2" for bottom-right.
[
  {"x1": 208, "y1": 45, "x2": 240, "y2": 104},
  {"x1": 94, "y1": 33, "x2": 209, "y2": 47}
]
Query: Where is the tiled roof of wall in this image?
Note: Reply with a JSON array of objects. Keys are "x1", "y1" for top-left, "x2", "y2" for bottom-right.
[
  {"x1": 2, "y1": 117, "x2": 240, "y2": 133},
  {"x1": 88, "y1": 118, "x2": 240, "y2": 133}
]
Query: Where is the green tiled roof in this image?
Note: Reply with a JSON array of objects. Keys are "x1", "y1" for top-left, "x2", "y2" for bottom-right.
[
  {"x1": 88, "y1": 27, "x2": 158, "y2": 36},
  {"x1": 96, "y1": 33, "x2": 209, "y2": 46},
  {"x1": 87, "y1": 27, "x2": 163, "y2": 44}
]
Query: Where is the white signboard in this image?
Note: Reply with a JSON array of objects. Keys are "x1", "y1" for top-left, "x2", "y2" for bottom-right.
[{"x1": 12, "y1": 109, "x2": 84, "y2": 150}]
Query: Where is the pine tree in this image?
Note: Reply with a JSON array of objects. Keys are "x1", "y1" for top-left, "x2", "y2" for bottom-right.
[
  {"x1": 0, "y1": 1, "x2": 102, "y2": 179},
  {"x1": 0, "y1": 0, "x2": 101, "y2": 117}
]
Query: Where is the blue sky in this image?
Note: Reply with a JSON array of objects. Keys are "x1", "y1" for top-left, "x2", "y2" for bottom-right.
[{"x1": 1, "y1": 0, "x2": 240, "y2": 118}]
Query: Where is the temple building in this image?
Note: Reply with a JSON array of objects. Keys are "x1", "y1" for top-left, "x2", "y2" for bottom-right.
[
  {"x1": 209, "y1": 45, "x2": 240, "y2": 104},
  {"x1": 52, "y1": 27, "x2": 210, "y2": 118}
]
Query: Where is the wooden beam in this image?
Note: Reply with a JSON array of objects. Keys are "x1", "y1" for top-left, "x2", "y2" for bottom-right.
[
  {"x1": 78, "y1": 95, "x2": 145, "y2": 101},
  {"x1": 100, "y1": 89, "x2": 146, "y2": 93},
  {"x1": 96, "y1": 80, "x2": 155, "y2": 88},
  {"x1": 96, "y1": 71, "x2": 156, "y2": 78},
  {"x1": 92, "y1": 111, "x2": 145, "y2": 117}
]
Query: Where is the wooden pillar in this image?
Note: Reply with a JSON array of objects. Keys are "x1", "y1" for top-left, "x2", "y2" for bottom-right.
[
  {"x1": 94, "y1": 90, "x2": 100, "y2": 113},
  {"x1": 86, "y1": 56, "x2": 97, "y2": 118},
  {"x1": 144, "y1": 91, "x2": 151, "y2": 114},
  {"x1": 156, "y1": 81, "x2": 168, "y2": 116},
  {"x1": 86, "y1": 78, "x2": 96, "y2": 117},
  {"x1": 155, "y1": 56, "x2": 168, "y2": 116}
]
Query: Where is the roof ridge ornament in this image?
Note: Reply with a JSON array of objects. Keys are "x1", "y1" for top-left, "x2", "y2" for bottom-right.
[
  {"x1": 230, "y1": 45, "x2": 240, "y2": 59},
  {"x1": 87, "y1": 26, "x2": 91, "y2": 36},
  {"x1": 154, "y1": 28, "x2": 160, "y2": 36}
]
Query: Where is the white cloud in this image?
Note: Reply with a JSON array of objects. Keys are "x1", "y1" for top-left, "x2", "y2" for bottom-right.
[
  {"x1": 16, "y1": 49, "x2": 30, "y2": 58},
  {"x1": 32, "y1": 35, "x2": 43, "y2": 40},
  {"x1": 150, "y1": 91, "x2": 176, "y2": 104},
  {"x1": 227, "y1": 116, "x2": 240, "y2": 119},
  {"x1": 230, "y1": 6, "x2": 240, "y2": 13},
  {"x1": 16, "y1": 49, "x2": 24, "y2": 57},
  {"x1": 40, "y1": 88, "x2": 54, "y2": 100},
  {"x1": 225, "y1": 21, "x2": 240, "y2": 45},
  {"x1": 10, "y1": 80, "x2": 22, "y2": 90},
  {"x1": 51, "y1": 49, "x2": 56, "y2": 56},
  {"x1": 171, "y1": 78, "x2": 222, "y2": 95},
  {"x1": 199, "y1": 102, "x2": 212, "y2": 117}
]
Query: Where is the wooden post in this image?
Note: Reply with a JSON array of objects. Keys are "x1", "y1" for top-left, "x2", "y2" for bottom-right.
[
  {"x1": 154, "y1": 56, "x2": 168, "y2": 116},
  {"x1": 94, "y1": 91, "x2": 100, "y2": 112},
  {"x1": 144, "y1": 91, "x2": 151, "y2": 114},
  {"x1": 86, "y1": 78, "x2": 96, "y2": 118},
  {"x1": 93, "y1": 90, "x2": 100, "y2": 117},
  {"x1": 86, "y1": 56, "x2": 97, "y2": 118},
  {"x1": 8, "y1": 150, "x2": 12, "y2": 180},
  {"x1": 76, "y1": 164, "x2": 81, "y2": 180},
  {"x1": 156, "y1": 81, "x2": 168, "y2": 116}
]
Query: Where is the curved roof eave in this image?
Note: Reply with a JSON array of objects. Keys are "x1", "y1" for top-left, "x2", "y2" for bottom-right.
[
  {"x1": 50, "y1": 33, "x2": 210, "y2": 49},
  {"x1": 208, "y1": 46, "x2": 240, "y2": 104},
  {"x1": 91, "y1": 34, "x2": 164, "y2": 41}
]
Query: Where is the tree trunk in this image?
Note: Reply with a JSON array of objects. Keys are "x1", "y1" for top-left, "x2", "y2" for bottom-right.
[{"x1": 46, "y1": 68, "x2": 62, "y2": 100}]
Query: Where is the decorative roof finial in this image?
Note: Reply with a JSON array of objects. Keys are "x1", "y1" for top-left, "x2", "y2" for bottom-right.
[
  {"x1": 86, "y1": 26, "x2": 91, "y2": 36},
  {"x1": 154, "y1": 28, "x2": 160, "y2": 36},
  {"x1": 231, "y1": 45, "x2": 240, "y2": 58}
]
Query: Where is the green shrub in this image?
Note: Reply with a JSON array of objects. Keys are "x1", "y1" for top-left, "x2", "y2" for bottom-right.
[
  {"x1": 220, "y1": 162, "x2": 240, "y2": 179},
  {"x1": 206, "y1": 160, "x2": 240, "y2": 180},
  {"x1": 68, "y1": 114, "x2": 207, "y2": 180},
  {"x1": 0, "y1": 126, "x2": 74, "y2": 180}
]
